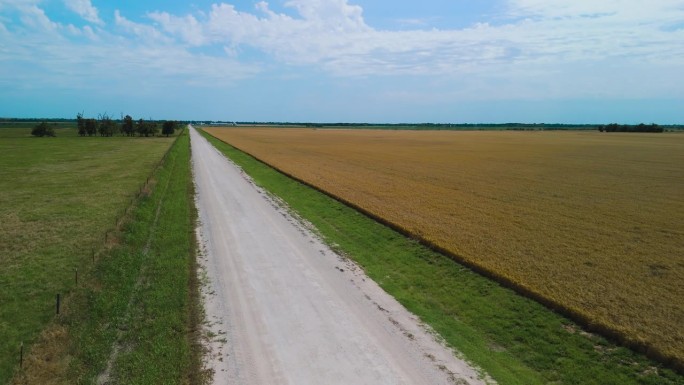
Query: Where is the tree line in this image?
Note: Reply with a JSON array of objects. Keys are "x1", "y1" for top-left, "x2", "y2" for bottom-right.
[
  {"x1": 76, "y1": 113, "x2": 179, "y2": 137},
  {"x1": 598, "y1": 123, "x2": 664, "y2": 133}
]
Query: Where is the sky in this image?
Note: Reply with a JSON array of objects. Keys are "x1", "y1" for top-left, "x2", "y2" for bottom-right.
[{"x1": 0, "y1": 0, "x2": 683, "y2": 123}]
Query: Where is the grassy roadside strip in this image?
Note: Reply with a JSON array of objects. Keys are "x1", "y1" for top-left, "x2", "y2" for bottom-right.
[
  {"x1": 199, "y1": 128, "x2": 682, "y2": 385},
  {"x1": 12, "y1": 129, "x2": 204, "y2": 385},
  {"x1": 95, "y1": 127, "x2": 204, "y2": 384}
]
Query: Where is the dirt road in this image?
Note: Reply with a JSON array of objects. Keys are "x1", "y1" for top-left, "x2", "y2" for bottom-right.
[{"x1": 190, "y1": 126, "x2": 489, "y2": 385}]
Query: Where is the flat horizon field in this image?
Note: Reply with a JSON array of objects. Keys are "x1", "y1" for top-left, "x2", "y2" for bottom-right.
[{"x1": 205, "y1": 127, "x2": 684, "y2": 369}]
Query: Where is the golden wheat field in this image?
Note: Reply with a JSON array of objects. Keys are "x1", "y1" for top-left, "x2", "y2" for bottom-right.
[{"x1": 205, "y1": 126, "x2": 684, "y2": 365}]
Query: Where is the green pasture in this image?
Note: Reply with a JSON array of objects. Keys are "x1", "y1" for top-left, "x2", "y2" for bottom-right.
[{"x1": 0, "y1": 125, "x2": 176, "y2": 383}]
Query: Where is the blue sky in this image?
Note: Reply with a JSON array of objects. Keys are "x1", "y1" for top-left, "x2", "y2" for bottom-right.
[{"x1": 1, "y1": 0, "x2": 683, "y2": 123}]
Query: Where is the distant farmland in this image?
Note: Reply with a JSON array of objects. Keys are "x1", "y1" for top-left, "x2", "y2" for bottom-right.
[{"x1": 205, "y1": 127, "x2": 684, "y2": 368}]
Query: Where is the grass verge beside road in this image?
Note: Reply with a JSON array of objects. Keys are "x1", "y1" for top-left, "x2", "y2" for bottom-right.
[
  {"x1": 63, "y1": 129, "x2": 201, "y2": 384},
  {"x1": 5, "y1": 128, "x2": 202, "y2": 384},
  {"x1": 200, "y1": 128, "x2": 683, "y2": 385}
]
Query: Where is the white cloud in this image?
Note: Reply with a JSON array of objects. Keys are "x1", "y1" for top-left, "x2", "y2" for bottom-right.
[
  {"x1": 507, "y1": 0, "x2": 683, "y2": 21},
  {"x1": 0, "y1": 4, "x2": 258, "y2": 94},
  {"x1": 64, "y1": 0, "x2": 103, "y2": 25},
  {"x1": 282, "y1": 0, "x2": 367, "y2": 31},
  {"x1": 18, "y1": 5, "x2": 58, "y2": 31},
  {"x1": 143, "y1": 0, "x2": 684, "y2": 83},
  {"x1": 148, "y1": 11, "x2": 206, "y2": 46},
  {"x1": 0, "y1": 0, "x2": 41, "y2": 9},
  {"x1": 114, "y1": 10, "x2": 171, "y2": 44},
  {"x1": 0, "y1": 0, "x2": 683, "y2": 104}
]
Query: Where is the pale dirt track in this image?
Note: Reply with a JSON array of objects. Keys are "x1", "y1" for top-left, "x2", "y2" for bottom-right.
[{"x1": 190, "y1": 126, "x2": 490, "y2": 385}]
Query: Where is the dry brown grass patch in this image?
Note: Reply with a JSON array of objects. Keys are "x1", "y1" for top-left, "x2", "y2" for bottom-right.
[{"x1": 11, "y1": 324, "x2": 71, "y2": 385}]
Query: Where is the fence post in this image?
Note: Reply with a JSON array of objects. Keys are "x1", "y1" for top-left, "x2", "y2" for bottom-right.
[{"x1": 56, "y1": 294, "x2": 60, "y2": 315}]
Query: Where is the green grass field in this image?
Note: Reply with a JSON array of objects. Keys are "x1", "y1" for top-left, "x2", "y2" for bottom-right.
[
  {"x1": 0, "y1": 125, "x2": 190, "y2": 383},
  {"x1": 200, "y1": 128, "x2": 684, "y2": 385},
  {"x1": 0, "y1": 122, "x2": 77, "y2": 137},
  {"x1": 34, "y1": 129, "x2": 201, "y2": 384}
]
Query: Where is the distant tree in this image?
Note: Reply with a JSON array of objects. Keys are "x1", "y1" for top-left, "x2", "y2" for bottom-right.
[
  {"x1": 649, "y1": 123, "x2": 664, "y2": 133},
  {"x1": 148, "y1": 121, "x2": 159, "y2": 137},
  {"x1": 85, "y1": 118, "x2": 97, "y2": 136},
  {"x1": 31, "y1": 121, "x2": 56, "y2": 137},
  {"x1": 136, "y1": 118, "x2": 146, "y2": 137},
  {"x1": 76, "y1": 112, "x2": 86, "y2": 136},
  {"x1": 121, "y1": 114, "x2": 134, "y2": 136},
  {"x1": 161, "y1": 120, "x2": 176, "y2": 137},
  {"x1": 609, "y1": 123, "x2": 621, "y2": 132},
  {"x1": 98, "y1": 113, "x2": 117, "y2": 137},
  {"x1": 136, "y1": 118, "x2": 157, "y2": 137},
  {"x1": 600, "y1": 123, "x2": 663, "y2": 133}
]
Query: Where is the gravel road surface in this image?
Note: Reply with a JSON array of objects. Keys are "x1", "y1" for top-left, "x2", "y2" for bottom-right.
[{"x1": 190, "y1": 126, "x2": 489, "y2": 385}]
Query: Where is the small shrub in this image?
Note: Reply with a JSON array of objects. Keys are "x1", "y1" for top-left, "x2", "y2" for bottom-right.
[{"x1": 31, "y1": 122, "x2": 56, "y2": 137}]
